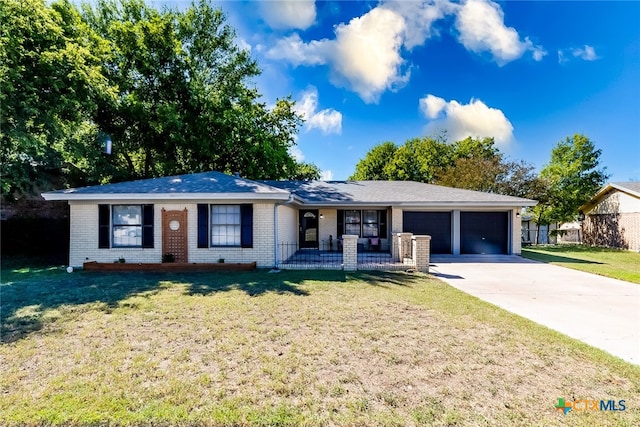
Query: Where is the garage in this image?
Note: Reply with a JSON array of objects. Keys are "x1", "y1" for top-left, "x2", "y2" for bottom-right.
[
  {"x1": 460, "y1": 212, "x2": 509, "y2": 254},
  {"x1": 403, "y1": 211, "x2": 452, "y2": 254}
]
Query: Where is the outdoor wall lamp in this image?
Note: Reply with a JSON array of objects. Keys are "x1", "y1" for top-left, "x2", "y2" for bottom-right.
[{"x1": 320, "y1": 213, "x2": 324, "y2": 219}]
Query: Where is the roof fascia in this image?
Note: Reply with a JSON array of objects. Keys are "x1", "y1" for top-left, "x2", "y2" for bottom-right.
[{"x1": 41, "y1": 192, "x2": 291, "y2": 201}]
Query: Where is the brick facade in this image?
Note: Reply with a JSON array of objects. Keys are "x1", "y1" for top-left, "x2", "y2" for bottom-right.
[{"x1": 69, "y1": 201, "x2": 277, "y2": 268}]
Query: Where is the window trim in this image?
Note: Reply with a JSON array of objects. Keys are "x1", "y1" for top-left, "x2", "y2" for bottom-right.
[
  {"x1": 112, "y1": 205, "x2": 143, "y2": 248},
  {"x1": 198, "y1": 204, "x2": 253, "y2": 249},
  {"x1": 98, "y1": 204, "x2": 154, "y2": 249},
  {"x1": 210, "y1": 204, "x2": 241, "y2": 247}
]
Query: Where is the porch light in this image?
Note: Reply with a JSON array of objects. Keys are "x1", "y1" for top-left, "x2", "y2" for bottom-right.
[{"x1": 320, "y1": 213, "x2": 324, "y2": 219}]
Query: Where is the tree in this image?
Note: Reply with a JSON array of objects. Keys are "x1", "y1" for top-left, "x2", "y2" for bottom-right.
[
  {"x1": 288, "y1": 162, "x2": 321, "y2": 180},
  {"x1": 0, "y1": 0, "x2": 113, "y2": 197},
  {"x1": 349, "y1": 141, "x2": 397, "y2": 180},
  {"x1": 82, "y1": 0, "x2": 303, "y2": 182},
  {"x1": 536, "y1": 134, "x2": 609, "y2": 224}
]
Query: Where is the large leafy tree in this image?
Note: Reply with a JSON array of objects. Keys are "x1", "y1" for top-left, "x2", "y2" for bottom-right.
[
  {"x1": 533, "y1": 134, "x2": 609, "y2": 224},
  {"x1": 0, "y1": 0, "x2": 113, "y2": 197},
  {"x1": 82, "y1": 0, "x2": 302, "y2": 181}
]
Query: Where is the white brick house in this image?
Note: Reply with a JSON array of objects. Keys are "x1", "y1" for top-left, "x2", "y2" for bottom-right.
[{"x1": 42, "y1": 171, "x2": 537, "y2": 268}]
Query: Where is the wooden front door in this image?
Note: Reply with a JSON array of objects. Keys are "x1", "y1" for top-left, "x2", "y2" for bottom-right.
[{"x1": 162, "y1": 208, "x2": 188, "y2": 263}]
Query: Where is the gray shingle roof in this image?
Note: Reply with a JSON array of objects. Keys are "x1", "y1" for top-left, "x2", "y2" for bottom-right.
[
  {"x1": 42, "y1": 172, "x2": 289, "y2": 201},
  {"x1": 611, "y1": 182, "x2": 640, "y2": 196},
  {"x1": 261, "y1": 180, "x2": 537, "y2": 206},
  {"x1": 42, "y1": 172, "x2": 537, "y2": 206}
]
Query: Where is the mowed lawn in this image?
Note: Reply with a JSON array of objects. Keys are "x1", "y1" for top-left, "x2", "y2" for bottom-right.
[
  {"x1": 522, "y1": 245, "x2": 640, "y2": 284},
  {"x1": 1, "y1": 260, "x2": 639, "y2": 426}
]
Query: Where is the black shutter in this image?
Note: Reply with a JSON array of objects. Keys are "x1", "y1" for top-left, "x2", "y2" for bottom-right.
[
  {"x1": 337, "y1": 210, "x2": 344, "y2": 237},
  {"x1": 98, "y1": 204, "x2": 110, "y2": 248},
  {"x1": 379, "y1": 210, "x2": 387, "y2": 239},
  {"x1": 197, "y1": 204, "x2": 208, "y2": 248},
  {"x1": 142, "y1": 204, "x2": 154, "y2": 248},
  {"x1": 240, "y1": 204, "x2": 253, "y2": 248}
]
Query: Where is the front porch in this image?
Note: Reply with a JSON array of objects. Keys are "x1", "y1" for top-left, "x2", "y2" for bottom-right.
[{"x1": 276, "y1": 233, "x2": 430, "y2": 271}]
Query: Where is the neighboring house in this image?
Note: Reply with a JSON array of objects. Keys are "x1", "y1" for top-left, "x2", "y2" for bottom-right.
[
  {"x1": 520, "y1": 214, "x2": 557, "y2": 245},
  {"x1": 41, "y1": 171, "x2": 537, "y2": 268},
  {"x1": 580, "y1": 182, "x2": 640, "y2": 251}
]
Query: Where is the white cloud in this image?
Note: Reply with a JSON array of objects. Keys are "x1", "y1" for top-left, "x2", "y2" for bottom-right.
[
  {"x1": 267, "y1": 7, "x2": 408, "y2": 103},
  {"x1": 572, "y1": 45, "x2": 599, "y2": 61},
  {"x1": 419, "y1": 94, "x2": 514, "y2": 146},
  {"x1": 420, "y1": 94, "x2": 447, "y2": 119},
  {"x1": 381, "y1": 0, "x2": 454, "y2": 49},
  {"x1": 266, "y1": 33, "x2": 330, "y2": 66},
  {"x1": 258, "y1": 0, "x2": 316, "y2": 30},
  {"x1": 237, "y1": 37, "x2": 251, "y2": 52},
  {"x1": 320, "y1": 170, "x2": 334, "y2": 181},
  {"x1": 289, "y1": 146, "x2": 304, "y2": 162},
  {"x1": 558, "y1": 45, "x2": 599, "y2": 63},
  {"x1": 294, "y1": 86, "x2": 342, "y2": 135},
  {"x1": 454, "y1": 0, "x2": 544, "y2": 65}
]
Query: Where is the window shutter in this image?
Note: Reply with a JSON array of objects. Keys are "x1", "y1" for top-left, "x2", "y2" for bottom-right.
[
  {"x1": 337, "y1": 209, "x2": 344, "y2": 237},
  {"x1": 197, "y1": 204, "x2": 208, "y2": 248},
  {"x1": 98, "y1": 204, "x2": 110, "y2": 248},
  {"x1": 379, "y1": 210, "x2": 387, "y2": 239},
  {"x1": 240, "y1": 204, "x2": 253, "y2": 248},
  {"x1": 142, "y1": 204, "x2": 154, "y2": 248}
]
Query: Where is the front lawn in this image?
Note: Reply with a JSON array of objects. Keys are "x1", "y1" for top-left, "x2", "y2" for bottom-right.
[
  {"x1": 522, "y1": 244, "x2": 640, "y2": 284},
  {"x1": 1, "y1": 260, "x2": 639, "y2": 426}
]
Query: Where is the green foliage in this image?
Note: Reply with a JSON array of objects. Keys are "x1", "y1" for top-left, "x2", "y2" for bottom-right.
[
  {"x1": 0, "y1": 0, "x2": 114, "y2": 197},
  {"x1": 349, "y1": 141, "x2": 397, "y2": 180},
  {"x1": 350, "y1": 136, "x2": 543, "y2": 199},
  {"x1": 533, "y1": 134, "x2": 609, "y2": 223},
  {"x1": 288, "y1": 162, "x2": 321, "y2": 180},
  {"x1": 1, "y1": 0, "x2": 309, "y2": 198}
]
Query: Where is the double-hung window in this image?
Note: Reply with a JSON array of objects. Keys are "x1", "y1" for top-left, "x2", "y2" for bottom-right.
[
  {"x1": 98, "y1": 204, "x2": 154, "y2": 248},
  {"x1": 197, "y1": 204, "x2": 253, "y2": 248},
  {"x1": 211, "y1": 205, "x2": 241, "y2": 246}
]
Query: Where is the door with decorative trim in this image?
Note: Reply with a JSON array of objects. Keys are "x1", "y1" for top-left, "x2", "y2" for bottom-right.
[{"x1": 162, "y1": 208, "x2": 188, "y2": 263}]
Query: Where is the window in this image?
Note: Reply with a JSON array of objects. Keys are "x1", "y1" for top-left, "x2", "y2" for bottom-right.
[
  {"x1": 362, "y1": 210, "x2": 379, "y2": 237},
  {"x1": 344, "y1": 210, "x2": 361, "y2": 236},
  {"x1": 211, "y1": 205, "x2": 241, "y2": 246},
  {"x1": 113, "y1": 205, "x2": 142, "y2": 247},
  {"x1": 337, "y1": 209, "x2": 387, "y2": 238},
  {"x1": 197, "y1": 204, "x2": 253, "y2": 248},
  {"x1": 98, "y1": 204, "x2": 154, "y2": 249}
]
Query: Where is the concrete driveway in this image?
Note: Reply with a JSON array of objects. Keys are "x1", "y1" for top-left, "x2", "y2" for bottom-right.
[{"x1": 429, "y1": 255, "x2": 640, "y2": 365}]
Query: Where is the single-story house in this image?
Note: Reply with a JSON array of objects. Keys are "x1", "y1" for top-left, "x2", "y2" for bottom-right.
[
  {"x1": 580, "y1": 182, "x2": 640, "y2": 251},
  {"x1": 41, "y1": 171, "x2": 537, "y2": 268}
]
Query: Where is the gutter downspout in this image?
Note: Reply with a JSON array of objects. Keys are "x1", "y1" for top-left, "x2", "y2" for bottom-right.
[{"x1": 274, "y1": 195, "x2": 295, "y2": 269}]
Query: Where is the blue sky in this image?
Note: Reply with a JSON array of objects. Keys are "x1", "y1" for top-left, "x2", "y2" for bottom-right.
[{"x1": 215, "y1": 0, "x2": 639, "y2": 181}]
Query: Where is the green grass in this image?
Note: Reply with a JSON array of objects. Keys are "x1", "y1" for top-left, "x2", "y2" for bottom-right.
[
  {"x1": 2, "y1": 257, "x2": 640, "y2": 426},
  {"x1": 522, "y1": 244, "x2": 640, "y2": 284}
]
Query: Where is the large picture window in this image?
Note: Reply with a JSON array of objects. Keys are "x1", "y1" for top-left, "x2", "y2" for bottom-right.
[
  {"x1": 211, "y1": 205, "x2": 241, "y2": 246},
  {"x1": 337, "y1": 209, "x2": 387, "y2": 238}
]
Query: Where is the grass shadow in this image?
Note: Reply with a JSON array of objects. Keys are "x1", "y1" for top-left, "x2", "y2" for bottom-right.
[
  {"x1": 522, "y1": 250, "x2": 603, "y2": 265},
  {"x1": 1, "y1": 259, "x2": 350, "y2": 343},
  {"x1": 353, "y1": 271, "x2": 425, "y2": 287}
]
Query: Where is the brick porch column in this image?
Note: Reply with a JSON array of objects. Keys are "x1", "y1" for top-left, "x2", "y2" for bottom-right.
[
  {"x1": 412, "y1": 235, "x2": 431, "y2": 273},
  {"x1": 342, "y1": 235, "x2": 358, "y2": 271}
]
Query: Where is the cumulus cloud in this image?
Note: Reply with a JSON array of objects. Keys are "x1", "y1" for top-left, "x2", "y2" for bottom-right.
[
  {"x1": 420, "y1": 94, "x2": 514, "y2": 146},
  {"x1": 294, "y1": 86, "x2": 342, "y2": 135},
  {"x1": 267, "y1": 7, "x2": 408, "y2": 103},
  {"x1": 320, "y1": 170, "x2": 334, "y2": 181},
  {"x1": 266, "y1": 0, "x2": 545, "y2": 100},
  {"x1": 454, "y1": 0, "x2": 545, "y2": 65},
  {"x1": 381, "y1": 0, "x2": 454, "y2": 49},
  {"x1": 258, "y1": 0, "x2": 316, "y2": 30}
]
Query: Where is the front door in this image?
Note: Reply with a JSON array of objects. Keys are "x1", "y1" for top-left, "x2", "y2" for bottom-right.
[
  {"x1": 299, "y1": 209, "x2": 319, "y2": 249},
  {"x1": 162, "y1": 208, "x2": 188, "y2": 263}
]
